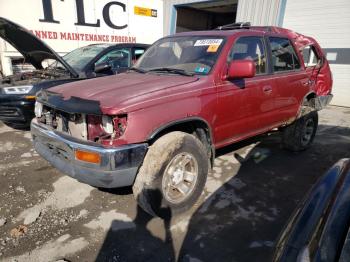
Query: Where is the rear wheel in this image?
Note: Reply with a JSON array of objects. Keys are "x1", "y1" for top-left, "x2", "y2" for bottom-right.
[
  {"x1": 133, "y1": 131, "x2": 208, "y2": 218},
  {"x1": 282, "y1": 111, "x2": 318, "y2": 152}
]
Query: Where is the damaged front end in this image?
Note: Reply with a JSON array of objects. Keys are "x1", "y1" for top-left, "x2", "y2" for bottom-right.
[
  {"x1": 34, "y1": 90, "x2": 128, "y2": 146},
  {"x1": 31, "y1": 90, "x2": 148, "y2": 188}
]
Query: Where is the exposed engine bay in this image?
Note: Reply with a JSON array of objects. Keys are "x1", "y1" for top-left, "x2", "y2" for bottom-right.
[
  {"x1": 35, "y1": 101, "x2": 127, "y2": 146},
  {"x1": 0, "y1": 69, "x2": 69, "y2": 88}
]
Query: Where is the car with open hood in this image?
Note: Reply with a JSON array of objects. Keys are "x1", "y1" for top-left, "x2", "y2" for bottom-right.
[
  {"x1": 0, "y1": 17, "x2": 149, "y2": 128},
  {"x1": 31, "y1": 23, "x2": 333, "y2": 217}
]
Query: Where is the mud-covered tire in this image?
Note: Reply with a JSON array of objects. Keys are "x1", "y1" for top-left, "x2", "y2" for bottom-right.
[
  {"x1": 133, "y1": 131, "x2": 209, "y2": 218},
  {"x1": 282, "y1": 111, "x2": 318, "y2": 152}
]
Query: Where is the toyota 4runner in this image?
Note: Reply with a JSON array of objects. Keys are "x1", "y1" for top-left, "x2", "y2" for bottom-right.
[{"x1": 31, "y1": 23, "x2": 333, "y2": 217}]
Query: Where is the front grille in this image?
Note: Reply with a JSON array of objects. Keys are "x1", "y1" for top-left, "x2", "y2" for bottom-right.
[
  {"x1": 38, "y1": 106, "x2": 87, "y2": 140},
  {"x1": 0, "y1": 107, "x2": 21, "y2": 117}
]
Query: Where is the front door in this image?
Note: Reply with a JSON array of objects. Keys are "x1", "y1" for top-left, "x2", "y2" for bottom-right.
[{"x1": 215, "y1": 35, "x2": 277, "y2": 148}]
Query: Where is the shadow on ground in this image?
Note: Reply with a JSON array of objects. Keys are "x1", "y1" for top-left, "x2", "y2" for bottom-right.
[{"x1": 95, "y1": 124, "x2": 350, "y2": 262}]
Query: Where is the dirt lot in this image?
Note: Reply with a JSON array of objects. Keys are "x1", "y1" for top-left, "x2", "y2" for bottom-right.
[{"x1": 0, "y1": 106, "x2": 349, "y2": 262}]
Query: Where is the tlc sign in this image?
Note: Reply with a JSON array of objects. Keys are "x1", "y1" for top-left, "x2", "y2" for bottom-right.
[{"x1": 39, "y1": 0, "x2": 127, "y2": 29}]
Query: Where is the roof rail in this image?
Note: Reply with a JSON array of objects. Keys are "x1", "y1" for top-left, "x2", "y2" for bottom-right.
[{"x1": 216, "y1": 22, "x2": 251, "y2": 30}]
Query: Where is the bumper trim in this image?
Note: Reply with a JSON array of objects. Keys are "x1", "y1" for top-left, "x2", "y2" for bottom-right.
[
  {"x1": 312, "y1": 94, "x2": 333, "y2": 110},
  {"x1": 31, "y1": 119, "x2": 148, "y2": 188}
]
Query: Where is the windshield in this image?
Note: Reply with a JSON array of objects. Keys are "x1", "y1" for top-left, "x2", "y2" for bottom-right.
[
  {"x1": 62, "y1": 45, "x2": 110, "y2": 72},
  {"x1": 134, "y1": 36, "x2": 225, "y2": 75}
]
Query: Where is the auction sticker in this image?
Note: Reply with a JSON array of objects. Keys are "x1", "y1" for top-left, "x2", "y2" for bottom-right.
[
  {"x1": 194, "y1": 39, "x2": 223, "y2": 46},
  {"x1": 207, "y1": 45, "x2": 220, "y2": 52}
]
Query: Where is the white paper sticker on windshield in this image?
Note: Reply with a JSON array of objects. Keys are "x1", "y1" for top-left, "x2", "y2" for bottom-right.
[{"x1": 194, "y1": 39, "x2": 223, "y2": 46}]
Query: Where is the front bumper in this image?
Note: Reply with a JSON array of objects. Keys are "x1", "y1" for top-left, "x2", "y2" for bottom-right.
[
  {"x1": 31, "y1": 119, "x2": 148, "y2": 188},
  {"x1": 0, "y1": 96, "x2": 35, "y2": 123}
]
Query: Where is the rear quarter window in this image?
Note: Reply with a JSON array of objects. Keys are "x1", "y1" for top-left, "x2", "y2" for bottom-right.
[{"x1": 302, "y1": 45, "x2": 321, "y2": 67}]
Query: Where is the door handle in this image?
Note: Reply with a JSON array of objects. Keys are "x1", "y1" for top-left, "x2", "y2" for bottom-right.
[
  {"x1": 263, "y1": 86, "x2": 272, "y2": 94},
  {"x1": 301, "y1": 80, "x2": 312, "y2": 86}
]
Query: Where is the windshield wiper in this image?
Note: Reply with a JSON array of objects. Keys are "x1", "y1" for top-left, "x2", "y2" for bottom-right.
[
  {"x1": 148, "y1": 67, "x2": 194, "y2": 76},
  {"x1": 128, "y1": 67, "x2": 147, "y2": 74}
]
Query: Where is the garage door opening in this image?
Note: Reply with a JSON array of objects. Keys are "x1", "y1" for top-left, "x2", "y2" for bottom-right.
[{"x1": 175, "y1": 0, "x2": 238, "y2": 33}]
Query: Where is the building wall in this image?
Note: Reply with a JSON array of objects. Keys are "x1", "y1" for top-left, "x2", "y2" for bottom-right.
[
  {"x1": 163, "y1": 0, "x2": 215, "y2": 36},
  {"x1": 0, "y1": 0, "x2": 163, "y2": 75},
  {"x1": 236, "y1": 0, "x2": 284, "y2": 26},
  {"x1": 282, "y1": 0, "x2": 350, "y2": 107}
]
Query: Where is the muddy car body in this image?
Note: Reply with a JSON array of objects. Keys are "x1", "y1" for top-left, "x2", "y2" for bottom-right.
[
  {"x1": 0, "y1": 17, "x2": 148, "y2": 127},
  {"x1": 31, "y1": 23, "x2": 333, "y2": 216}
]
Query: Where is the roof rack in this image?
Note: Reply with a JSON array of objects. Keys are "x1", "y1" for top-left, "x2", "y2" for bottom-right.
[{"x1": 216, "y1": 22, "x2": 251, "y2": 30}]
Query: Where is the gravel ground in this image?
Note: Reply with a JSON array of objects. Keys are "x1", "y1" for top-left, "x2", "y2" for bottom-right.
[{"x1": 0, "y1": 106, "x2": 349, "y2": 262}]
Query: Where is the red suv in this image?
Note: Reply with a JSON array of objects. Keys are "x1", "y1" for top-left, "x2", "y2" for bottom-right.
[{"x1": 31, "y1": 23, "x2": 333, "y2": 217}]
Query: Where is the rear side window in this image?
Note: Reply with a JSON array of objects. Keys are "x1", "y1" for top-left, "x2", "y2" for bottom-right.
[
  {"x1": 269, "y1": 37, "x2": 301, "y2": 72},
  {"x1": 302, "y1": 45, "x2": 320, "y2": 67},
  {"x1": 229, "y1": 36, "x2": 267, "y2": 74}
]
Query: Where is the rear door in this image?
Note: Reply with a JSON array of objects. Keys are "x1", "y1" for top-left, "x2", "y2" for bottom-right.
[{"x1": 268, "y1": 37, "x2": 310, "y2": 123}]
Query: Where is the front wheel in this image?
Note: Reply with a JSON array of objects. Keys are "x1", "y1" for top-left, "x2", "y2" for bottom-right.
[
  {"x1": 133, "y1": 131, "x2": 209, "y2": 218},
  {"x1": 282, "y1": 111, "x2": 318, "y2": 152}
]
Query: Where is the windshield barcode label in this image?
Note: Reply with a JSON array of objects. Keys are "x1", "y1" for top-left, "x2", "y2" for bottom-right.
[{"x1": 194, "y1": 39, "x2": 223, "y2": 46}]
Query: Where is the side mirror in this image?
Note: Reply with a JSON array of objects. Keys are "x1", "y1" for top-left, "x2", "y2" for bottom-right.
[
  {"x1": 94, "y1": 62, "x2": 112, "y2": 73},
  {"x1": 227, "y1": 60, "x2": 256, "y2": 79}
]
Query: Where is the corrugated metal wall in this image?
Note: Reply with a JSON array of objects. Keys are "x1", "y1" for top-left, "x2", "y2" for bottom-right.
[
  {"x1": 282, "y1": 0, "x2": 350, "y2": 107},
  {"x1": 163, "y1": 0, "x2": 283, "y2": 36},
  {"x1": 236, "y1": 0, "x2": 283, "y2": 25}
]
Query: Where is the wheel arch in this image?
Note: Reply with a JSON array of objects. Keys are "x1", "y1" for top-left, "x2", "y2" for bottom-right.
[{"x1": 147, "y1": 117, "x2": 215, "y2": 166}]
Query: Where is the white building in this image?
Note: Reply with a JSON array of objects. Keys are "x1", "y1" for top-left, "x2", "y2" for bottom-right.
[
  {"x1": 163, "y1": 0, "x2": 350, "y2": 107},
  {"x1": 0, "y1": 0, "x2": 163, "y2": 74}
]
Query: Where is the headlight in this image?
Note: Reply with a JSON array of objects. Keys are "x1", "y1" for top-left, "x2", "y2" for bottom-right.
[
  {"x1": 3, "y1": 85, "x2": 33, "y2": 94},
  {"x1": 102, "y1": 115, "x2": 114, "y2": 134},
  {"x1": 34, "y1": 101, "x2": 43, "y2": 118}
]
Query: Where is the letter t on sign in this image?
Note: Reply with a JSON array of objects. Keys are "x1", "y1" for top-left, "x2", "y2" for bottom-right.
[{"x1": 39, "y1": 0, "x2": 61, "y2": 24}]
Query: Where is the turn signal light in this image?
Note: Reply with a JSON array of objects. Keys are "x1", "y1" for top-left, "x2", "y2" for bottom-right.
[
  {"x1": 25, "y1": 96, "x2": 36, "y2": 100},
  {"x1": 75, "y1": 150, "x2": 101, "y2": 164}
]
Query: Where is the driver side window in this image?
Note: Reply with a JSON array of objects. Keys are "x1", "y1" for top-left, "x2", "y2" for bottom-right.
[
  {"x1": 229, "y1": 36, "x2": 267, "y2": 75},
  {"x1": 95, "y1": 48, "x2": 131, "y2": 70}
]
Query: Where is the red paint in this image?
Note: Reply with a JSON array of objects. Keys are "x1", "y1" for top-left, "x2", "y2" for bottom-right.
[
  {"x1": 227, "y1": 60, "x2": 256, "y2": 79},
  {"x1": 49, "y1": 27, "x2": 332, "y2": 148},
  {"x1": 87, "y1": 115, "x2": 106, "y2": 142}
]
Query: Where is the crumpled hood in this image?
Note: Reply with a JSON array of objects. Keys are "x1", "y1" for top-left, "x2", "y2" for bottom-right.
[
  {"x1": 0, "y1": 17, "x2": 78, "y2": 77},
  {"x1": 49, "y1": 72, "x2": 199, "y2": 113}
]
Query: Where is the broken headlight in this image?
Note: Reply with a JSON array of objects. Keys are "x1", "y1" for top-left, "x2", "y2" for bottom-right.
[
  {"x1": 87, "y1": 114, "x2": 127, "y2": 143},
  {"x1": 102, "y1": 115, "x2": 128, "y2": 137},
  {"x1": 3, "y1": 85, "x2": 33, "y2": 94},
  {"x1": 102, "y1": 115, "x2": 114, "y2": 134}
]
